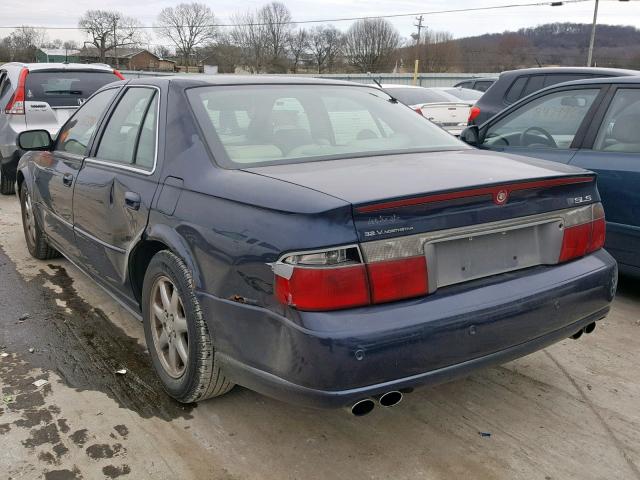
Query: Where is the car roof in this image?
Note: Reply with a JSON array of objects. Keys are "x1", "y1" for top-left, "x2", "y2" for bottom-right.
[
  {"x1": 548, "y1": 75, "x2": 640, "y2": 87},
  {"x1": 1, "y1": 62, "x2": 116, "y2": 73},
  {"x1": 499, "y1": 66, "x2": 640, "y2": 78},
  {"x1": 456, "y1": 77, "x2": 497, "y2": 82},
  {"x1": 128, "y1": 74, "x2": 371, "y2": 89},
  {"x1": 379, "y1": 84, "x2": 425, "y2": 89}
]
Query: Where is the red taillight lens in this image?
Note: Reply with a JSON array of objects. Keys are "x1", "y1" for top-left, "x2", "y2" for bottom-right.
[
  {"x1": 367, "y1": 256, "x2": 428, "y2": 304},
  {"x1": 414, "y1": 107, "x2": 423, "y2": 116},
  {"x1": 275, "y1": 265, "x2": 370, "y2": 311},
  {"x1": 588, "y1": 217, "x2": 606, "y2": 253},
  {"x1": 559, "y1": 223, "x2": 591, "y2": 262},
  {"x1": 559, "y1": 203, "x2": 606, "y2": 262},
  {"x1": 113, "y1": 69, "x2": 125, "y2": 80},
  {"x1": 5, "y1": 68, "x2": 28, "y2": 115},
  {"x1": 468, "y1": 105, "x2": 480, "y2": 123}
]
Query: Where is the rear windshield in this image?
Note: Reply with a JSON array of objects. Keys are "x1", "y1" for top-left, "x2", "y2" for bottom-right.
[
  {"x1": 25, "y1": 71, "x2": 120, "y2": 107},
  {"x1": 440, "y1": 88, "x2": 482, "y2": 101},
  {"x1": 187, "y1": 84, "x2": 464, "y2": 168},
  {"x1": 384, "y1": 87, "x2": 453, "y2": 105}
]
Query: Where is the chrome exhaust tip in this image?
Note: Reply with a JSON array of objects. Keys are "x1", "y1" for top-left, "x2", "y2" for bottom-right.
[
  {"x1": 376, "y1": 391, "x2": 403, "y2": 408},
  {"x1": 571, "y1": 329, "x2": 583, "y2": 340},
  {"x1": 350, "y1": 398, "x2": 375, "y2": 416}
]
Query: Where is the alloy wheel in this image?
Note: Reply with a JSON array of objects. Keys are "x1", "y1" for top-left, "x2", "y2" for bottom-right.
[{"x1": 150, "y1": 276, "x2": 189, "y2": 378}]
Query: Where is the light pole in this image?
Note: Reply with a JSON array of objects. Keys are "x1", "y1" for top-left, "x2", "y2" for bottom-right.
[{"x1": 587, "y1": 0, "x2": 629, "y2": 67}]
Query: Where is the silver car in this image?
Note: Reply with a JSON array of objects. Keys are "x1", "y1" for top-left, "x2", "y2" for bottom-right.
[{"x1": 0, "y1": 62, "x2": 123, "y2": 194}]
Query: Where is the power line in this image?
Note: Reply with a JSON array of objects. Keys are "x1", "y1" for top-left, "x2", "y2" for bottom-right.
[{"x1": 0, "y1": 0, "x2": 601, "y2": 30}]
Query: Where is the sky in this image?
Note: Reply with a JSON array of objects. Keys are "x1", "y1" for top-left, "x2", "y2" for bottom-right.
[{"x1": 1, "y1": 0, "x2": 639, "y2": 49}]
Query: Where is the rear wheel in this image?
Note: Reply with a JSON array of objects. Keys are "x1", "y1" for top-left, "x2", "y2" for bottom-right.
[
  {"x1": 142, "y1": 251, "x2": 233, "y2": 403},
  {"x1": 0, "y1": 164, "x2": 15, "y2": 195},
  {"x1": 19, "y1": 184, "x2": 60, "y2": 260}
]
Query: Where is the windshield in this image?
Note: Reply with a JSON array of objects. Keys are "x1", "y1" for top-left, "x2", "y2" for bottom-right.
[
  {"x1": 440, "y1": 88, "x2": 482, "y2": 102},
  {"x1": 25, "y1": 71, "x2": 120, "y2": 107},
  {"x1": 187, "y1": 84, "x2": 464, "y2": 168},
  {"x1": 383, "y1": 87, "x2": 454, "y2": 105}
]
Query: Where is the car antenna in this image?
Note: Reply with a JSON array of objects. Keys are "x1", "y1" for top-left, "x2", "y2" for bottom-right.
[{"x1": 368, "y1": 73, "x2": 398, "y2": 104}]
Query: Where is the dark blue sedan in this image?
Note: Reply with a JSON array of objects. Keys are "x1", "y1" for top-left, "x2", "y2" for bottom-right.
[
  {"x1": 461, "y1": 77, "x2": 640, "y2": 277},
  {"x1": 15, "y1": 76, "x2": 617, "y2": 415}
]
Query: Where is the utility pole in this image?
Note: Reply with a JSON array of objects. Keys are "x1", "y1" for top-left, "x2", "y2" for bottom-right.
[
  {"x1": 413, "y1": 15, "x2": 424, "y2": 86},
  {"x1": 113, "y1": 21, "x2": 118, "y2": 69},
  {"x1": 587, "y1": 0, "x2": 599, "y2": 67}
]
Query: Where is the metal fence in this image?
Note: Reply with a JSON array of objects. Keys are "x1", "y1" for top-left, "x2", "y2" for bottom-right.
[{"x1": 120, "y1": 70, "x2": 497, "y2": 88}]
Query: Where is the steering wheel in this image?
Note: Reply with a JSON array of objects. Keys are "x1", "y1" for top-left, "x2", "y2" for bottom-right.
[{"x1": 519, "y1": 127, "x2": 557, "y2": 148}]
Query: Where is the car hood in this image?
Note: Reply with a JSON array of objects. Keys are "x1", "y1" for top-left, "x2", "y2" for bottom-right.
[{"x1": 242, "y1": 149, "x2": 590, "y2": 206}]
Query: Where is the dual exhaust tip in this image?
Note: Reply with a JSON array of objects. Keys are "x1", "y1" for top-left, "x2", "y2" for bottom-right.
[
  {"x1": 350, "y1": 390, "x2": 405, "y2": 416},
  {"x1": 571, "y1": 321, "x2": 596, "y2": 340}
]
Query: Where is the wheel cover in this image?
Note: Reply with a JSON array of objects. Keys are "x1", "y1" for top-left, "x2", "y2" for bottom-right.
[
  {"x1": 23, "y1": 191, "x2": 36, "y2": 246},
  {"x1": 150, "y1": 276, "x2": 189, "y2": 378}
]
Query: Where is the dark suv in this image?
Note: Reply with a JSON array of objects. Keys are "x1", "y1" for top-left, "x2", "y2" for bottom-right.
[{"x1": 468, "y1": 67, "x2": 640, "y2": 125}]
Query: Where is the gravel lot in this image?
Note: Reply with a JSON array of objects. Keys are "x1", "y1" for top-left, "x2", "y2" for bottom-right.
[{"x1": 0, "y1": 193, "x2": 639, "y2": 480}]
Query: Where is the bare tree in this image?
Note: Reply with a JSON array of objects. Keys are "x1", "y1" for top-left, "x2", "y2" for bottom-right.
[
  {"x1": 261, "y1": 2, "x2": 292, "y2": 72},
  {"x1": 287, "y1": 28, "x2": 310, "y2": 73},
  {"x1": 309, "y1": 25, "x2": 342, "y2": 74},
  {"x1": 153, "y1": 45, "x2": 172, "y2": 59},
  {"x1": 79, "y1": 11, "x2": 143, "y2": 65},
  {"x1": 343, "y1": 19, "x2": 400, "y2": 73},
  {"x1": 230, "y1": 9, "x2": 267, "y2": 73},
  {"x1": 156, "y1": 3, "x2": 217, "y2": 67},
  {"x1": 7, "y1": 26, "x2": 47, "y2": 62}
]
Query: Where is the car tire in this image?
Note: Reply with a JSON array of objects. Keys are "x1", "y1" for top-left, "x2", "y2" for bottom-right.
[
  {"x1": 142, "y1": 250, "x2": 234, "y2": 403},
  {"x1": 19, "y1": 184, "x2": 60, "y2": 260},
  {"x1": 0, "y1": 164, "x2": 15, "y2": 195}
]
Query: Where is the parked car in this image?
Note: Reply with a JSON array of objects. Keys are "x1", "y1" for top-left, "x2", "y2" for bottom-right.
[
  {"x1": 16, "y1": 76, "x2": 617, "y2": 415},
  {"x1": 0, "y1": 62, "x2": 124, "y2": 194},
  {"x1": 460, "y1": 76, "x2": 640, "y2": 277},
  {"x1": 380, "y1": 84, "x2": 475, "y2": 135},
  {"x1": 433, "y1": 87, "x2": 483, "y2": 103},
  {"x1": 467, "y1": 67, "x2": 640, "y2": 126},
  {"x1": 454, "y1": 77, "x2": 497, "y2": 92}
]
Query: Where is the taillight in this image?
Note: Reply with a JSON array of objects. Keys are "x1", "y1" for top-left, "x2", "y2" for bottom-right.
[
  {"x1": 414, "y1": 107, "x2": 423, "y2": 116},
  {"x1": 559, "y1": 203, "x2": 606, "y2": 263},
  {"x1": 5, "y1": 68, "x2": 28, "y2": 115},
  {"x1": 113, "y1": 69, "x2": 125, "y2": 80},
  {"x1": 273, "y1": 246, "x2": 428, "y2": 311},
  {"x1": 468, "y1": 105, "x2": 480, "y2": 123}
]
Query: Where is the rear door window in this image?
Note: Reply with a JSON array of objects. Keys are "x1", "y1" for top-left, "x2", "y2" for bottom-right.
[
  {"x1": 593, "y1": 89, "x2": 640, "y2": 153},
  {"x1": 25, "y1": 71, "x2": 120, "y2": 108},
  {"x1": 543, "y1": 74, "x2": 592, "y2": 88},
  {"x1": 96, "y1": 87, "x2": 157, "y2": 169}
]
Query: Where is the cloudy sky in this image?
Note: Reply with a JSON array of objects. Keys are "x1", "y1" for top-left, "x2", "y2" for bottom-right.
[{"x1": 1, "y1": 0, "x2": 639, "y2": 48}]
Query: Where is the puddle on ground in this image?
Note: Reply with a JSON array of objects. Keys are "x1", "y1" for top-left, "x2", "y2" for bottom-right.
[{"x1": 0, "y1": 244, "x2": 193, "y2": 422}]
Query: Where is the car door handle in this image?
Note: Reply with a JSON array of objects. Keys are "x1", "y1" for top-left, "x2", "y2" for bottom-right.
[
  {"x1": 124, "y1": 192, "x2": 141, "y2": 211},
  {"x1": 62, "y1": 173, "x2": 74, "y2": 187}
]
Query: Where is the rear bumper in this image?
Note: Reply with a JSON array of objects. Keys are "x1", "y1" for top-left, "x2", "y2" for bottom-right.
[{"x1": 199, "y1": 250, "x2": 617, "y2": 409}]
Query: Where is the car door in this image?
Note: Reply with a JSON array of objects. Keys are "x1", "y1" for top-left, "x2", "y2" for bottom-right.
[
  {"x1": 33, "y1": 88, "x2": 117, "y2": 255},
  {"x1": 477, "y1": 86, "x2": 605, "y2": 165},
  {"x1": 72, "y1": 86, "x2": 162, "y2": 301},
  {"x1": 570, "y1": 85, "x2": 640, "y2": 273}
]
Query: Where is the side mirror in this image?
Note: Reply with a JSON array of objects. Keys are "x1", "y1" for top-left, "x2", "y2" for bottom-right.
[
  {"x1": 460, "y1": 125, "x2": 480, "y2": 146},
  {"x1": 18, "y1": 130, "x2": 53, "y2": 151}
]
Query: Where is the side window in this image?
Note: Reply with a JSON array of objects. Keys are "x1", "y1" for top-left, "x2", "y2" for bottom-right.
[
  {"x1": 0, "y1": 73, "x2": 11, "y2": 110},
  {"x1": 505, "y1": 76, "x2": 528, "y2": 104},
  {"x1": 55, "y1": 89, "x2": 117, "y2": 156},
  {"x1": 484, "y1": 88, "x2": 600, "y2": 149},
  {"x1": 594, "y1": 89, "x2": 640, "y2": 153},
  {"x1": 96, "y1": 88, "x2": 156, "y2": 168},
  {"x1": 521, "y1": 75, "x2": 545, "y2": 98},
  {"x1": 475, "y1": 81, "x2": 493, "y2": 92},
  {"x1": 457, "y1": 81, "x2": 472, "y2": 89},
  {"x1": 135, "y1": 95, "x2": 158, "y2": 169}
]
